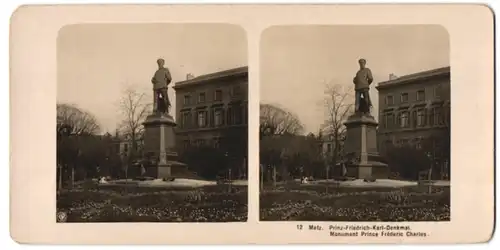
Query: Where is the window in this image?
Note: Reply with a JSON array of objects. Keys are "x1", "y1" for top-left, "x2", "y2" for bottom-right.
[
  {"x1": 417, "y1": 109, "x2": 426, "y2": 126},
  {"x1": 214, "y1": 90, "x2": 223, "y2": 101},
  {"x1": 434, "y1": 107, "x2": 443, "y2": 125},
  {"x1": 227, "y1": 107, "x2": 233, "y2": 125},
  {"x1": 214, "y1": 109, "x2": 223, "y2": 126},
  {"x1": 231, "y1": 86, "x2": 242, "y2": 96},
  {"x1": 417, "y1": 90, "x2": 425, "y2": 101},
  {"x1": 198, "y1": 92, "x2": 206, "y2": 103},
  {"x1": 400, "y1": 111, "x2": 409, "y2": 128},
  {"x1": 194, "y1": 139, "x2": 205, "y2": 147},
  {"x1": 400, "y1": 93, "x2": 409, "y2": 103},
  {"x1": 181, "y1": 112, "x2": 190, "y2": 128},
  {"x1": 123, "y1": 143, "x2": 128, "y2": 152},
  {"x1": 412, "y1": 110, "x2": 417, "y2": 127},
  {"x1": 183, "y1": 95, "x2": 191, "y2": 105},
  {"x1": 386, "y1": 95, "x2": 394, "y2": 105},
  {"x1": 213, "y1": 138, "x2": 221, "y2": 148},
  {"x1": 197, "y1": 111, "x2": 207, "y2": 127},
  {"x1": 183, "y1": 140, "x2": 190, "y2": 149},
  {"x1": 326, "y1": 143, "x2": 332, "y2": 153},
  {"x1": 233, "y1": 105, "x2": 243, "y2": 124},
  {"x1": 385, "y1": 113, "x2": 394, "y2": 129},
  {"x1": 434, "y1": 84, "x2": 442, "y2": 98},
  {"x1": 415, "y1": 139, "x2": 422, "y2": 150},
  {"x1": 429, "y1": 108, "x2": 435, "y2": 125}
]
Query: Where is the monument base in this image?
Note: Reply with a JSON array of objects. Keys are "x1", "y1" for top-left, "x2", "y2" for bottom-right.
[
  {"x1": 142, "y1": 162, "x2": 188, "y2": 180},
  {"x1": 345, "y1": 162, "x2": 390, "y2": 179},
  {"x1": 343, "y1": 112, "x2": 389, "y2": 179},
  {"x1": 141, "y1": 113, "x2": 187, "y2": 179}
]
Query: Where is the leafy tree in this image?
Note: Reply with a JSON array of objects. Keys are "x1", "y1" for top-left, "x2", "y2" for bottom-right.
[
  {"x1": 179, "y1": 146, "x2": 228, "y2": 180},
  {"x1": 385, "y1": 144, "x2": 430, "y2": 180}
]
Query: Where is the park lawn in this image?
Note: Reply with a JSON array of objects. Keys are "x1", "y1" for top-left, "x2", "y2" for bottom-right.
[
  {"x1": 259, "y1": 183, "x2": 450, "y2": 221},
  {"x1": 57, "y1": 184, "x2": 248, "y2": 222}
]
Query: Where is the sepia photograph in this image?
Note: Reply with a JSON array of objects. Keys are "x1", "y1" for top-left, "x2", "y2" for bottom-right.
[
  {"x1": 56, "y1": 23, "x2": 248, "y2": 222},
  {"x1": 10, "y1": 4, "x2": 493, "y2": 244},
  {"x1": 259, "y1": 25, "x2": 451, "y2": 221}
]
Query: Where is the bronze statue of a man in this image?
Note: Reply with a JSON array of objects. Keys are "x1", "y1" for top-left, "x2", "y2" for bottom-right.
[
  {"x1": 151, "y1": 58, "x2": 172, "y2": 114},
  {"x1": 353, "y1": 58, "x2": 373, "y2": 113}
]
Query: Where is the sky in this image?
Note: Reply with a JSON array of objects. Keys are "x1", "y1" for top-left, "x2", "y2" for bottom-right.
[
  {"x1": 57, "y1": 23, "x2": 247, "y2": 134},
  {"x1": 260, "y1": 25, "x2": 450, "y2": 134}
]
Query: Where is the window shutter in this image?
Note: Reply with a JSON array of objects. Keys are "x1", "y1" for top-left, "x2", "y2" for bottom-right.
[
  {"x1": 195, "y1": 111, "x2": 200, "y2": 128},
  {"x1": 423, "y1": 109, "x2": 427, "y2": 126},
  {"x1": 227, "y1": 107, "x2": 232, "y2": 125},
  {"x1": 412, "y1": 110, "x2": 417, "y2": 127},
  {"x1": 210, "y1": 109, "x2": 214, "y2": 127},
  {"x1": 221, "y1": 109, "x2": 225, "y2": 126},
  {"x1": 429, "y1": 108, "x2": 434, "y2": 126},
  {"x1": 204, "y1": 111, "x2": 208, "y2": 127}
]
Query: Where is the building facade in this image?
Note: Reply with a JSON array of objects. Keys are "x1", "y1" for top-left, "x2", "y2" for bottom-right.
[
  {"x1": 111, "y1": 135, "x2": 144, "y2": 160},
  {"x1": 173, "y1": 66, "x2": 248, "y2": 178},
  {"x1": 376, "y1": 66, "x2": 450, "y2": 179},
  {"x1": 319, "y1": 133, "x2": 345, "y2": 163}
]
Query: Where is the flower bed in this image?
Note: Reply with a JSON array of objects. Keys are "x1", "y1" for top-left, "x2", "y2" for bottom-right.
[
  {"x1": 57, "y1": 185, "x2": 247, "y2": 222},
  {"x1": 260, "y1": 185, "x2": 450, "y2": 221}
]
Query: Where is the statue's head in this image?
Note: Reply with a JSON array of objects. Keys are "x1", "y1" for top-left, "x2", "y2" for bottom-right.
[
  {"x1": 157, "y1": 58, "x2": 165, "y2": 68},
  {"x1": 358, "y1": 58, "x2": 366, "y2": 68}
]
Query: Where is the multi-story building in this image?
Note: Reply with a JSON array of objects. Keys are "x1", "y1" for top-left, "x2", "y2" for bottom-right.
[
  {"x1": 173, "y1": 66, "x2": 248, "y2": 178},
  {"x1": 321, "y1": 134, "x2": 335, "y2": 158},
  {"x1": 319, "y1": 133, "x2": 345, "y2": 162},
  {"x1": 376, "y1": 66, "x2": 450, "y2": 178},
  {"x1": 108, "y1": 131, "x2": 144, "y2": 160}
]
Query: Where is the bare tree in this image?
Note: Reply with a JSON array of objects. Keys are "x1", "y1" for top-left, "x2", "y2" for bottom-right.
[
  {"x1": 260, "y1": 103, "x2": 304, "y2": 137},
  {"x1": 118, "y1": 87, "x2": 151, "y2": 162},
  {"x1": 322, "y1": 83, "x2": 354, "y2": 176},
  {"x1": 57, "y1": 103, "x2": 100, "y2": 136},
  {"x1": 259, "y1": 104, "x2": 305, "y2": 183},
  {"x1": 56, "y1": 103, "x2": 101, "y2": 189}
]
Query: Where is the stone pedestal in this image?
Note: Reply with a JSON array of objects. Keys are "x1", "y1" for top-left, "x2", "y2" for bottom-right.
[
  {"x1": 142, "y1": 113, "x2": 186, "y2": 179},
  {"x1": 343, "y1": 112, "x2": 389, "y2": 179}
]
